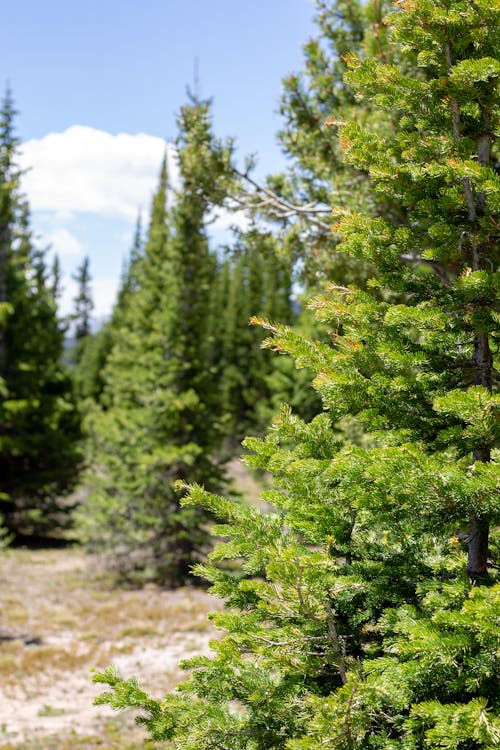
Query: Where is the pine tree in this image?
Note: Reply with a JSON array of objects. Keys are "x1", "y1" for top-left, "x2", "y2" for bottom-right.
[
  {"x1": 72, "y1": 326, "x2": 112, "y2": 403},
  {"x1": 81, "y1": 99, "x2": 235, "y2": 584},
  {"x1": 95, "y1": 2, "x2": 499, "y2": 747},
  {"x1": 205, "y1": 253, "x2": 230, "y2": 405},
  {"x1": 219, "y1": 239, "x2": 264, "y2": 442},
  {"x1": 51, "y1": 254, "x2": 62, "y2": 301},
  {"x1": 71, "y1": 255, "x2": 93, "y2": 343},
  {"x1": 68, "y1": 255, "x2": 95, "y2": 376},
  {"x1": 218, "y1": 230, "x2": 295, "y2": 444},
  {"x1": 0, "y1": 90, "x2": 18, "y2": 383},
  {"x1": 115, "y1": 210, "x2": 143, "y2": 311},
  {"x1": 0, "y1": 91, "x2": 82, "y2": 538},
  {"x1": 73, "y1": 217, "x2": 143, "y2": 404}
]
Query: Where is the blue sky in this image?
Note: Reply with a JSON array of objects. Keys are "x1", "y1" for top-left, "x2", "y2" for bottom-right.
[{"x1": 1, "y1": 1, "x2": 317, "y2": 319}]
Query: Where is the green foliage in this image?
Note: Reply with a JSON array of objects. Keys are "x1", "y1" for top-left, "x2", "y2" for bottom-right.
[
  {"x1": 292, "y1": 579, "x2": 499, "y2": 749},
  {"x1": 258, "y1": 304, "x2": 324, "y2": 429},
  {"x1": 79, "y1": 98, "x2": 236, "y2": 585},
  {"x1": 71, "y1": 255, "x2": 93, "y2": 343},
  {"x1": 72, "y1": 325, "x2": 113, "y2": 402},
  {"x1": 0, "y1": 90, "x2": 82, "y2": 538},
  {"x1": 72, "y1": 219, "x2": 144, "y2": 404},
  {"x1": 93, "y1": 0, "x2": 499, "y2": 746},
  {"x1": 217, "y1": 230, "x2": 296, "y2": 443}
]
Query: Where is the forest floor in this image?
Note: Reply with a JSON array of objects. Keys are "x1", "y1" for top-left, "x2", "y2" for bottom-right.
[
  {"x1": 0, "y1": 547, "x2": 220, "y2": 749},
  {"x1": 0, "y1": 460, "x2": 265, "y2": 749}
]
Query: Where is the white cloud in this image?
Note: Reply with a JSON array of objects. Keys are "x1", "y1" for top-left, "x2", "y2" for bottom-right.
[
  {"x1": 18, "y1": 125, "x2": 251, "y2": 322},
  {"x1": 20, "y1": 125, "x2": 248, "y2": 239},
  {"x1": 209, "y1": 206, "x2": 249, "y2": 236},
  {"x1": 19, "y1": 126, "x2": 177, "y2": 220},
  {"x1": 60, "y1": 275, "x2": 119, "y2": 320},
  {"x1": 93, "y1": 277, "x2": 120, "y2": 319},
  {"x1": 46, "y1": 227, "x2": 83, "y2": 258},
  {"x1": 52, "y1": 210, "x2": 76, "y2": 224}
]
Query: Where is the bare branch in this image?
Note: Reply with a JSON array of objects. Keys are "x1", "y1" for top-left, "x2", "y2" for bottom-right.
[{"x1": 231, "y1": 166, "x2": 332, "y2": 231}]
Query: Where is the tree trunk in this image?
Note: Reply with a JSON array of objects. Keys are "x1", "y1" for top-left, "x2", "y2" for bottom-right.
[
  {"x1": 445, "y1": 45, "x2": 494, "y2": 581},
  {"x1": 467, "y1": 514, "x2": 490, "y2": 582},
  {"x1": 467, "y1": 337, "x2": 492, "y2": 580}
]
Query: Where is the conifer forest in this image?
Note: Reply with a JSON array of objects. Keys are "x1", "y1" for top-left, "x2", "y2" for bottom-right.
[{"x1": 0, "y1": 1, "x2": 499, "y2": 748}]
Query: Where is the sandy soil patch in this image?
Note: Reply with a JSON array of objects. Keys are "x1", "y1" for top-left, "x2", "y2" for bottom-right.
[{"x1": 0, "y1": 548, "x2": 220, "y2": 747}]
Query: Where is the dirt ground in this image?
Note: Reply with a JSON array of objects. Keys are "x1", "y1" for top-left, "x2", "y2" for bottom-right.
[{"x1": 0, "y1": 547, "x2": 221, "y2": 749}]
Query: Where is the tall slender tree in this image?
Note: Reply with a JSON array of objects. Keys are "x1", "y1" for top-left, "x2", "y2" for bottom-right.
[
  {"x1": 81, "y1": 99, "x2": 235, "y2": 584},
  {"x1": 71, "y1": 255, "x2": 93, "y2": 343},
  {"x1": 0, "y1": 91, "x2": 82, "y2": 538},
  {"x1": 51, "y1": 254, "x2": 62, "y2": 301},
  {"x1": 116, "y1": 210, "x2": 143, "y2": 310},
  {"x1": 0, "y1": 90, "x2": 18, "y2": 382},
  {"x1": 218, "y1": 230, "x2": 295, "y2": 443},
  {"x1": 73, "y1": 218, "x2": 143, "y2": 404}
]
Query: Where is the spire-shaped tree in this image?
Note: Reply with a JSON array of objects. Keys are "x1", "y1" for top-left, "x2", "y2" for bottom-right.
[
  {"x1": 0, "y1": 91, "x2": 81, "y2": 538},
  {"x1": 51, "y1": 254, "x2": 62, "y2": 301},
  {"x1": 81, "y1": 101, "x2": 235, "y2": 584},
  {"x1": 218, "y1": 230, "x2": 295, "y2": 443},
  {"x1": 74, "y1": 216, "x2": 144, "y2": 403},
  {"x1": 116, "y1": 210, "x2": 143, "y2": 310},
  {"x1": 71, "y1": 255, "x2": 93, "y2": 343},
  {"x1": 0, "y1": 88, "x2": 18, "y2": 378}
]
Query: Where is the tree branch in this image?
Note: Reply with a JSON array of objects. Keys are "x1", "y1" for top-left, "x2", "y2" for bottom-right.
[{"x1": 230, "y1": 166, "x2": 332, "y2": 231}]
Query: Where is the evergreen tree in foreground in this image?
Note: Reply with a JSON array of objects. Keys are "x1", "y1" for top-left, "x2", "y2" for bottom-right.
[
  {"x1": 96, "y1": 1, "x2": 499, "y2": 747},
  {"x1": 0, "y1": 91, "x2": 82, "y2": 538},
  {"x1": 80, "y1": 98, "x2": 235, "y2": 585}
]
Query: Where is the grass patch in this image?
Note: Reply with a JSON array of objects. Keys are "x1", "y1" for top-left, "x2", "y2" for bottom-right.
[
  {"x1": 0, "y1": 641, "x2": 112, "y2": 682},
  {"x1": 118, "y1": 626, "x2": 159, "y2": 638},
  {"x1": 37, "y1": 704, "x2": 66, "y2": 717},
  {"x1": 0, "y1": 717, "x2": 155, "y2": 749},
  {"x1": 0, "y1": 547, "x2": 219, "y2": 746}
]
